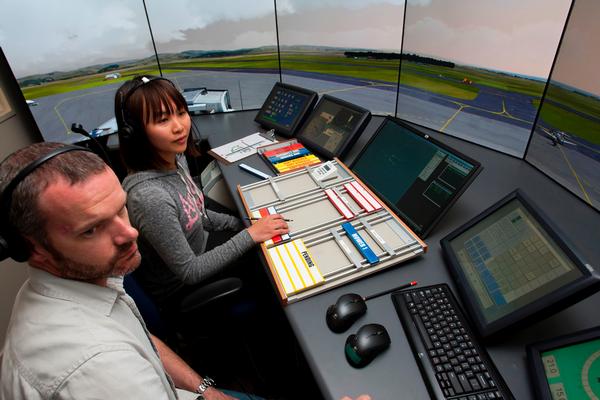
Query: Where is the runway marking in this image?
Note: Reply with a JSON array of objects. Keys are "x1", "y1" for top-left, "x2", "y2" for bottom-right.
[
  {"x1": 558, "y1": 144, "x2": 594, "y2": 206},
  {"x1": 439, "y1": 105, "x2": 465, "y2": 132},
  {"x1": 320, "y1": 81, "x2": 393, "y2": 95},
  {"x1": 445, "y1": 98, "x2": 533, "y2": 125},
  {"x1": 54, "y1": 87, "x2": 117, "y2": 134}
]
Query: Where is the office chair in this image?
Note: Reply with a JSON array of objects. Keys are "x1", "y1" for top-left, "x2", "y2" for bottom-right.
[{"x1": 123, "y1": 271, "x2": 243, "y2": 352}]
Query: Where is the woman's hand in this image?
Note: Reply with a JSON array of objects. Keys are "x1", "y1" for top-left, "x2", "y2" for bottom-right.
[{"x1": 247, "y1": 214, "x2": 290, "y2": 243}]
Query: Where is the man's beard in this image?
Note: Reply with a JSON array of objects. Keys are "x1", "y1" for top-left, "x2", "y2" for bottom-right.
[{"x1": 45, "y1": 242, "x2": 140, "y2": 282}]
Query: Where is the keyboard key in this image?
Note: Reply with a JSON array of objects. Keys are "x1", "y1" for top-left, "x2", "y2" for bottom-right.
[{"x1": 392, "y1": 284, "x2": 514, "y2": 400}]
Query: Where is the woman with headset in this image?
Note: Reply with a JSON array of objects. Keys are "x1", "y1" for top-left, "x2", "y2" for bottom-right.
[{"x1": 115, "y1": 76, "x2": 289, "y2": 315}]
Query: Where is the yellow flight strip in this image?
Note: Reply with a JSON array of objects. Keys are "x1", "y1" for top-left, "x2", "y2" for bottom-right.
[{"x1": 267, "y1": 239, "x2": 324, "y2": 296}]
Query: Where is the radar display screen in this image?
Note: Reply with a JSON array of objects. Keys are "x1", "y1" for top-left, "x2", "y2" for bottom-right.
[{"x1": 527, "y1": 326, "x2": 600, "y2": 400}]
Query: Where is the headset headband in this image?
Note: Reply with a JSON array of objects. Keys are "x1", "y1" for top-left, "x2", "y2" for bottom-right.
[{"x1": 0, "y1": 145, "x2": 94, "y2": 262}]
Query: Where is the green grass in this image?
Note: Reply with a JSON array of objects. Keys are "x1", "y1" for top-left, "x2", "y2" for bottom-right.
[
  {"x1": 535, "y1": 99, "x2": 600, "y2": 145},
  {"x1": 20, "y1": 51, "x2": 544, "y2": 104},
  {"x1": 545, "y1": 84, "x2": 600, "y2": 119},
  {"x1": 403, "y1": 62, "x2": 546, "y2": 97},
  {"x1": 164, "y1": 53, "x2": 478, "y2": 100},
  {"x1": 22, "y1": 67, "x2": 172, "y2": 99}
]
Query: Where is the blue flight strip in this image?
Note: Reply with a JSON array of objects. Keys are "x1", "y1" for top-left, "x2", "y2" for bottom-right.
[
  {"x1": 342, "y1": 222, "x2": 380, "y2": 264},
  {"x1": 465, "y1": 236, "x2": 506, "y2": 305}
]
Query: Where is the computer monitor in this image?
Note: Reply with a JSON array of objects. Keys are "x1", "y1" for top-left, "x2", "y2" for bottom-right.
[
  {"x1": 254, "y1": 82, "x2": 318, "y2": 137},
  {"x1": 296, "y1": 95, "x2": 371, "y2": 159},
  {"x1": 526, "y1": 326, "x2": 600, "y2": 400},
  {"x1": 351, "y1": 117, "x2": 482, "y2": 238},
  {"x1": 441, "y1": 190, "x2": 600, "y2": 338}
]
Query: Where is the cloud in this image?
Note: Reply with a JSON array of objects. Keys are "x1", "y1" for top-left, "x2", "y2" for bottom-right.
[
  {"x1": 0, "y1": 0, "x2": 569, "y2": 80},
  {"x1": 407, "y1": 0, "x2": 432, "y2": 6}
]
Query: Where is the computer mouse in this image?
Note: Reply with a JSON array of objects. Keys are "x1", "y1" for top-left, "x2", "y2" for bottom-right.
[
  {"x1": 344, "y1": 323, "x2": 391, "y2": 368},
  {"x1": 326, "y1": 293, "x2": 367, "y2": 333}
]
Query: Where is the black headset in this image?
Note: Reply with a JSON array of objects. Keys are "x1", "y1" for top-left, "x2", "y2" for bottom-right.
[
  {"x1": 0, "y1": 145, "x2": 94, "y2": 262},
  {"x1": 118, "y1": 76, "x2": 178, "y2": 141}
]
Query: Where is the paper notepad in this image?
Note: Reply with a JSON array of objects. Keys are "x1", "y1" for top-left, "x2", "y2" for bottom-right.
[
  {"x1": 208, "y1": 132, "x2": 276, "y2": 164},
  {"x1": 267, "y1": 239, "x2": 324, "y2": 296}
]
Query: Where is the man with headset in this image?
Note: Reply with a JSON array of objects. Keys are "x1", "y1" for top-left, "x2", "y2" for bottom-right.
[{"x1": 0, "y1": 142, "x2": 247, "y2": 399}]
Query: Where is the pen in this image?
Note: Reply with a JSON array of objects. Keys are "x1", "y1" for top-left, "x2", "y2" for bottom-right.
[
  {"x1": 363, "y1": 280, "x2": 418, "y2": 301},
  {"x1": 244, "y1": 217, "x2": 293, "y2": 222}
]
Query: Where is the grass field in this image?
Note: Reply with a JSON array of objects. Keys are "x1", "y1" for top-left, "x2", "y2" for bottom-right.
[
  {"x1": 21, "y1": 67, "x2": 177, "y2": 99},
  {"x1": 535, "y1": 99, "x2": 600, "y2": 145},
  {"x1": 22, "y1": 51, "x2": 545, "y2": 104},
  {"x1": 545, "y1": 83, "x2": 600, "y2": 119}
]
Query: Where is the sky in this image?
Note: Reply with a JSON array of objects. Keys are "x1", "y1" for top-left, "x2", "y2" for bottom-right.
[
  {"x1": 0, "y1": 0, "x2": 580, "y2": 85},
  {"x1": 549, "y1": 0, "x2": 600, "y2": 96}
]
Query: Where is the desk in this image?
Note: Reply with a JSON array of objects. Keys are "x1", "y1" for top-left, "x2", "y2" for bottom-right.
[{"x1": 196, "y1": 111, "x2": 600, "y2": 400}]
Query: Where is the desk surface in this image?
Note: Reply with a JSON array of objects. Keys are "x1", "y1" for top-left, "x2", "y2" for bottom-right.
[{"x1": 196, "y1": 111, "x2": 600, "y2": 400}]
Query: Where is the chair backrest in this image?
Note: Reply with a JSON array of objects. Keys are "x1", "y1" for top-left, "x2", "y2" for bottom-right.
[{"x1": 123, "y1": 274, "x2": 169, "y2": 339}]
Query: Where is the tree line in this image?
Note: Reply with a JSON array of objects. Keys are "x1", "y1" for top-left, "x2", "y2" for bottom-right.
[{"x1": 344, "y1": 51, "x2": 454, "y2": 68}]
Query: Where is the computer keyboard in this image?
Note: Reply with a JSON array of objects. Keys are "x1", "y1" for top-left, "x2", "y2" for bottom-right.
[{"x1": 392, "y1": 284, "x2": 514, "y2": 400}]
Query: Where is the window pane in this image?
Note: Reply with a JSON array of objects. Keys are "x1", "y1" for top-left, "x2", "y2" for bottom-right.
[
  {"x1": 146, "y1": 0, "x2": 279, "y2": 113},
  {"x1": 277, "y1": 1, "x2": 405, "y2": 116},
  {"x1": 399, "y1": 0, "x2": 570, "y2": 157},
  {"x1": 1, "y1": 0, "x2": 158, "y2": 143},
  {"x1": 526, "y1": 0, "x2": 600, "y2": 210}
]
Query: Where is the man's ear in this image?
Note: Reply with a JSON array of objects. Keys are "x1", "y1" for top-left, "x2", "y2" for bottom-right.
[{"x1": 26, "y1": 238, "x2": 59, "y2": 274}]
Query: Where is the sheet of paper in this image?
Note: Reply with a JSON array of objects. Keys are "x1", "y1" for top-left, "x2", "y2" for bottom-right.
[{"x1": 209, "y1": 132, "x2": 276, "y2": 164}]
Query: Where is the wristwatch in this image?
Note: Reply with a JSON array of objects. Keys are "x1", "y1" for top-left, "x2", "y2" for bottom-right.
[{"x1": 195, "y1": 376, "x2": 215, "y2": 399}]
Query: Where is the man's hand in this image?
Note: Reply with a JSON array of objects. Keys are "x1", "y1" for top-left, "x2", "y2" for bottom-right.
[
  {"x1": 204, "y1": 387, "x2": 238, "y2": 400},
  {"x1": 247, "y1": 214, "x2": 289, "y2": 243}
]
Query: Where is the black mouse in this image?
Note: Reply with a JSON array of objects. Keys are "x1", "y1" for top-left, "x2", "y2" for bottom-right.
[
  {"x1": 344, "y1": 323, "x2": 391, "y2": 368},
  {"x1": 326, "y1": 293, "x2": 367, "y2": 333}
]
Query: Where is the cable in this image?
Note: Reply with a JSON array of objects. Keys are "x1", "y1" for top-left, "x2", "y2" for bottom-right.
[{"x1": 69, "y1": 123, "x2": 114, "y2": 170}]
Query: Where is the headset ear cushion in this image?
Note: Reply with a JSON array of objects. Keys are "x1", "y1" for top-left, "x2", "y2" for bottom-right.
[
  {"x1": 9, "y1": 235, "x2": 30, "y2": 262},
  {"x1": 120, "y1": 124, "x2": 134, "y2": 141},
  {"x1": 0, "y1": 225, "x2": 29, "y2": 262}
]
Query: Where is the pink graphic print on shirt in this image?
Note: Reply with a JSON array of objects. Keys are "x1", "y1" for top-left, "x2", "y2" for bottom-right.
[{"x1": 177, "y1": 168, "x2": 205, "y2": 231}]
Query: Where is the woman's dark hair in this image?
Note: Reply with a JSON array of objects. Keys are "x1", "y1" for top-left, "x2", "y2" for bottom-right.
[{"x1": 115, "y1": 76, "x2": 199, "y2": 172}]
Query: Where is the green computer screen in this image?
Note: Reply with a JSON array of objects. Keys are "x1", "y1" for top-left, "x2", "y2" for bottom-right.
[
  {"x1": 540, "y1": 338, "x2": 600, "y2": 399},
  {"x1": 351, "y1": 118, "x2": 480, "y2": 237}
]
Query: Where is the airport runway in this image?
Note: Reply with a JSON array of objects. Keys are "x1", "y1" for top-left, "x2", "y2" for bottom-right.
[
  {"x1": 527, "y1": 129, "x2": 600, "y2": 209},
  {"x1": 26, "y1": 69, "x2": 598, "y2": 210},
  {"x1": 30, "y1": 69, "x2": 535, "y2": 153}
]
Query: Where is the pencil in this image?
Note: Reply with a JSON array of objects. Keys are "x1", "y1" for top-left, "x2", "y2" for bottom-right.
[
  {"x1": 363, "y1": 281, "x2": 418, "y2": 301},
  {"x1": 244, "y1": 217, "x2": 293, "y2": 222}
]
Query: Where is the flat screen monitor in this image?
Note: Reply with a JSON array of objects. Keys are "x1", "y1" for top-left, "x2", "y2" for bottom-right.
[
  {"x1": 351, "y1": 117, "x2": 481, "y2": 238},
  {"x1": 296, "y1": 95, "x2": 371, "y2": 159},
  {"x1": 441, "y1": 190, "x2": 600, "y2": 338},
  {"x1": 254, "y1": 82, "x2": 318, "y2": 137},
  {"x1": 526, "y1": 326, "x2": 600, "y2": 400}
]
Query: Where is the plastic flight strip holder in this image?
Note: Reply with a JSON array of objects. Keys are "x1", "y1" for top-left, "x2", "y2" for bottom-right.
[
  {"x1": 341, "y1": 222, "x2": 380, "y2": 264},
  {"x1": 237, "y1": 158, "x2": 428, "y2": 304},
  {"x1": 344, "y1": 181, "x2": 382, "y2": 212},
  {"x1": 359, "y1": 217, "x2": 396, "y2": 257},
  {"x1": 238, "y1": 161, "x2": 354, "y2": 212},
  {"x1": 266, "y1": 239, "x2": 325, "y2": 296},
  {"x1": 324, "y1": 188, "x2": 355, "y2": 219}
]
